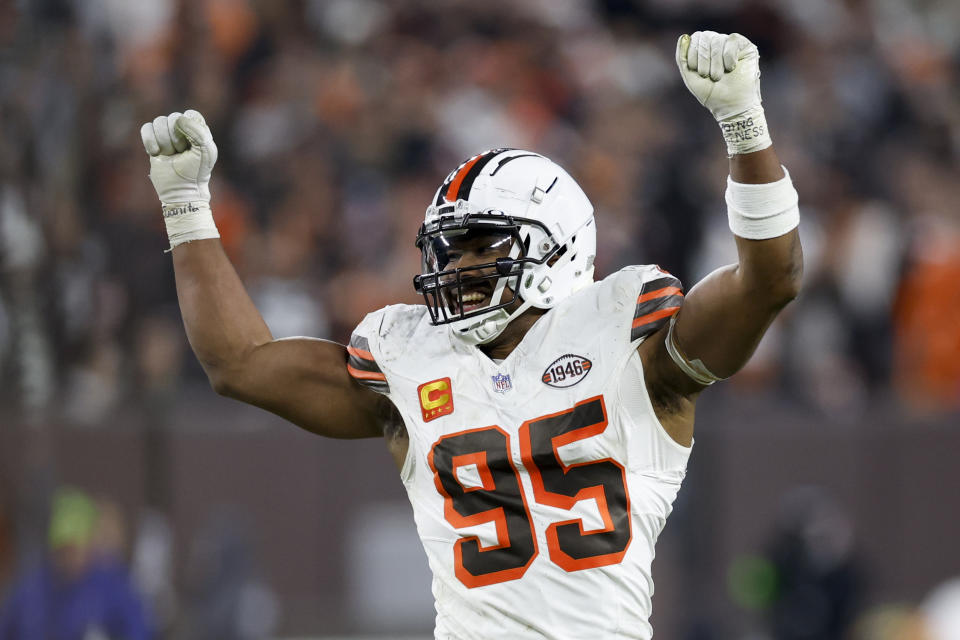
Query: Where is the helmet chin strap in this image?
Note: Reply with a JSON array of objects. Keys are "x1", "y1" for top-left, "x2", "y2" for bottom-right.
[
  {"x1": 453, "y1": 296, "x2": 535, "y2": 345},
  {"x1": 452, "y1": 243, "x2": 534, "y2": 345}
]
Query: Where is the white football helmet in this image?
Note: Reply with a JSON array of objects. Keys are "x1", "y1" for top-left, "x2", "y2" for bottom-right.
[{"x1": 414, "y1": 149, "x2": 596, "y2": 345}]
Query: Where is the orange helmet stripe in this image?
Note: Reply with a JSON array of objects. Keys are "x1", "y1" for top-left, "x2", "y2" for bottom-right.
[{"x1": 445, "y1": 153, "x2": 484, "y2": 202}]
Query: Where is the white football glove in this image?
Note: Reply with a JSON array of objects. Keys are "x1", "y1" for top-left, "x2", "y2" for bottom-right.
[
  {"x1": 140, "y1": 110, "x2": 220, "y2": 249},
  {"x1": 676, "y1": 31, "x2": 772, "y2": 155}
]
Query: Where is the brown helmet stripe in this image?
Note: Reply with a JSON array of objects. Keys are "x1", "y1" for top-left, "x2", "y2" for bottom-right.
[
  {"x1": 451, "y1": 149, "x2": 505, "y2": 201},
  {"x1": 437, "y1": 149, "x2": 509, "y2": 205}
]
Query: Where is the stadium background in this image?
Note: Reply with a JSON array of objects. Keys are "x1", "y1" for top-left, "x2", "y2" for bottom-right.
[{"x1": 1, "y1": 0, "x2": 959, "y2": 638}]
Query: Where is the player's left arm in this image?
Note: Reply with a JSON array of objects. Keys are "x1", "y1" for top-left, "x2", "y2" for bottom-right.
[{"x1": 641, "y1": 32, "x2": 803, "y2": 401}]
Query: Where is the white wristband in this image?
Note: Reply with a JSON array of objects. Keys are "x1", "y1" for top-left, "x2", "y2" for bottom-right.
[
  {"x1": 726, "y1": 167, "x2": 799, "y2": 240},
  {"x1": 719, "y1": 105, "x2": 772, "y2": 156},
  {"x1": 162, "y1": 202, "x2": 220, "y2": 250}
]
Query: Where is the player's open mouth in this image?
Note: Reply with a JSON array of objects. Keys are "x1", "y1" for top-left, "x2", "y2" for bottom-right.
[{"x1": 451, "y1": 282, "x2": 492, "y2": 315}]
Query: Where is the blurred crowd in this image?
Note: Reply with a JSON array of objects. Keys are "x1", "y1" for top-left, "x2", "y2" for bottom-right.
[
  {"x1": 0, "y1": 0, "x2": 958, "y2": 425},
  {"x1": 0, "y1": 488, "x2": 153, "y2": 638},
  {"x1": 1, "y1": 0, "x2": 960, "y2": 638},
  {"x1": 0, "y1": 486, "x2": 279, "y2": 639},
  {"x1": 728, "y1": 486, "x2": 960, "y2": 640}
]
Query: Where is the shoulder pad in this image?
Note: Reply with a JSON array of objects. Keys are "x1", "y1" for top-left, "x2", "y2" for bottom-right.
[
  {"x1": 348, "y1": 312, "x2": 389, "y2": 394},
  {"x1": 347, "y1": 305, "x2": 431, "y2": 394},
  {"x1": 375, "y1": 304, "x2": 431, "y2": 360},
  {"x1": 606, "y1": 265, "x2": 684, "y2": 342}
]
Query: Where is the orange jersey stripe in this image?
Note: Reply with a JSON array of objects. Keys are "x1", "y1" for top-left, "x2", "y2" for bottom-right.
[
  {"x1": 636, "y1": 286, "x2": 683, "y2": 305},
  {"x1": 347, "y1": 364, "x2": 387, "y2": 381},
  {"x1": 631, "y1": 305, "x2": 681, "y2": 329},
  {"x1": 445, "y1": 154, "x2": 483, "y2": 201},
  {"x1": 347, "y1": 345, "x2": 375, "y2": 362}
]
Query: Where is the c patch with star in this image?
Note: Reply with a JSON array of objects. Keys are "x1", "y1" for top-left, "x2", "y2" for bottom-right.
[{"x1": 418, "y1": 377, "x2": 454, "y2": 422}]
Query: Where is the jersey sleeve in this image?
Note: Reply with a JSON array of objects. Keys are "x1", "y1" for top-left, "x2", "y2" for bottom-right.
[
  {"x1": 628, "y1": 267, "x2": 684, "y2": 342},
  {"x1": 347, "y1": 312, "x2": 390, "y2": 395}
]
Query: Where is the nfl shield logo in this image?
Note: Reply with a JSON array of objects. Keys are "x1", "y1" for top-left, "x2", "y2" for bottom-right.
[{"x1": 491, "y1": 373, "x2": 512, "y2": 393}]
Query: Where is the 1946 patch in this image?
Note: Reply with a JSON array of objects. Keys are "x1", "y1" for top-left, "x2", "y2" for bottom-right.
[{"x1": 541, "y1": 354, "x2": 592, "y2": 388}]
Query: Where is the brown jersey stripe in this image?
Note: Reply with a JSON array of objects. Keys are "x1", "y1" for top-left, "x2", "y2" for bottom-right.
[
  {"x1": 347, "y1": 345, "x2": 375, "y2": 362},
  {"x1": 347, "y1": 364, "x2": 387, "y2": 382},
  {"x1": 349, "y1": 371, "x2": 389, "y2": 394},
  {"x1": 348, "y1": 355, "x2": 383, "y2": 375},
  {"x1": 349, "y1": 334, "x2": 374, "y2": 354},
  {"x1": 348, "y1": 334, "x2": 386, "y2": 383},
  {"x1": 631, "y1": 305, "x2": 682, "y2": 329},
  {"x1": 361, "y1": 380, "x2": 389, "y2": 394},
  {"x1": 638, "y1": 276, "x2": 682, "y2": 298},
  {"x1": 630, "y1": 306, "x2": 681, "y2": 341},
  {"x1": 634, "y1": 275, "x2": 683, "y2": 319},
  {"x1": 634, "y1": 294, "x2": 684, "y2": 322},
  {"x1": 631, "y1": 272, "x2": 683, "y2": 341},
  {"x1": 636, "y1": 285, "x2": 683, "y2": 305}
]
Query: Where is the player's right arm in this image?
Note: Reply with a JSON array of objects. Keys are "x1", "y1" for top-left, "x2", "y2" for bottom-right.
[
  {"x1": 634, "y1": 33, "x2": 804, "y2": 445},
  {"x1": 172, "y1": 240, "x2": 387, "y2": 439},
  {"x1": 140, "y1": 111, "x2": 387, "y2": 440}
]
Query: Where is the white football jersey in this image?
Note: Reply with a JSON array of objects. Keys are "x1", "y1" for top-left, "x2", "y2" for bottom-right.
[{"x1": 348, "y1": 265, "x2": 691, "y2": 640}]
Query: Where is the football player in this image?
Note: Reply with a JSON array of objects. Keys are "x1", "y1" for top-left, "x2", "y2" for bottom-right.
[{"x1": 141, "y1": 31, "x2": 802, "y2": 639}]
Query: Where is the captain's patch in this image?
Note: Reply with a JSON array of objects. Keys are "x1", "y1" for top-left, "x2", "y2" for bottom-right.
[
  {"x1": 541, "y1": 354, "x2": 592, "y2": 388},
  {"x1": 418, "y1": 377, "x2": 454, "y2": 422}
]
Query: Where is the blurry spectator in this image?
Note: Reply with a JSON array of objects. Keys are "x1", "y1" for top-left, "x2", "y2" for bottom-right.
[
  {"x1": 0, "y1": 501, "x2": 10, "y2": 593},
  {"x1": 0, "y1": 0, "x2": 958, "y2": 636},
  {"x1": 133, "y1": 314, "x2": 186, "y2": 397},
  {"x1": 730, "y1": 487, "x2": 862, "y2": 640},
  {"x1": 921, "y1": 578, "x2": 960, "y2": 640},
  {"x1": 131, "y1": 511, "x2": 177, "y2": 638},
  {"x1": 179, "y1": 508, "x2": 278, "y2": 640},
  {"x1": 247, "y1": 206, "x2": 330, "y2": 339},
  {"x1": 846, "y1": 577, "x2": 960, "y2": 640},
  {"x1": 850, "y1": 605, "x2": 927, "y2": 640},
  {"x1": 892, "y1": 161, "x2": 960, "y2": 411},
  {"x1": 0, "y1": 0, "x2": 957, "y2": 417},
  {"x1": 765, "y1": 488, "x2": 861, "y2": 640},
  {"x1": 0, "y1": 488, "x2": 152, "y2": 640}
]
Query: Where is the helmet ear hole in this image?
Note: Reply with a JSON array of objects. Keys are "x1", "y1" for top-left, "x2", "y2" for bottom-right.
[{"x1": 546, "y1": 242, "x2": 570, "y2": 267}]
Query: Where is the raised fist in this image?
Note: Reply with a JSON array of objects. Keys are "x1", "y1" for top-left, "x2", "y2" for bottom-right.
[
  {"x1": 140, "y1": 110, "x2": 218, "y2": 208},
  {"x1": 676, "y1": 32, "x2": 771, "y2": 155},
  {"x1": 140, "y1": 110, "x2": 220, "y2": 248}
]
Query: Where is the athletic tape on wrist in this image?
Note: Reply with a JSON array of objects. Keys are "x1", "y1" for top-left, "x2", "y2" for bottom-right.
[
  {"x1": 725, "y1": 167, "x2": 799, "y2": 240},
  {"x1": 162, "y1": 202, "x2": 220, "y2": 250},
  {"x1": 719, "y1": 106, "x2": 772, "y2": 156}
]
